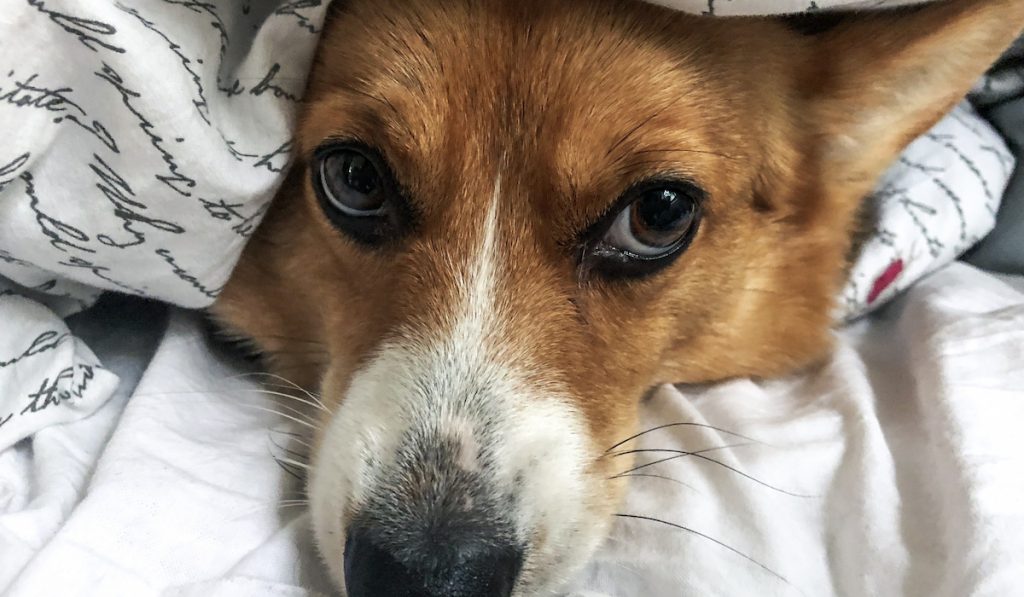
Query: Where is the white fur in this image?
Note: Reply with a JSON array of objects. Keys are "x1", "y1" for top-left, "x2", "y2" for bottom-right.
[{"x1": 307, "y1": 176, "x2": 608, "y2": 594}]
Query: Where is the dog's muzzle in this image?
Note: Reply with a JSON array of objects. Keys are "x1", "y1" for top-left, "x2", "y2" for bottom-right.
[
  {"x1": 311, "y1": 342, "x2": 600, "y2": 597},
  {"x1": 340, "y1": 429, "x2": 523, "y2": 597}
]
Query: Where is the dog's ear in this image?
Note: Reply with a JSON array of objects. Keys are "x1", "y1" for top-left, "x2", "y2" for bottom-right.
[{"x1": 803, "y1": 0, "x2": 1024, "y2": 200}]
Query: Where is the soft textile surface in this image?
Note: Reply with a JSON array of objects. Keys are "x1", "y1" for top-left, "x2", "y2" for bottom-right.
[
  {"x1": 1, "y1": 262, "x2": 1022, "y2": 596},
  {"x1": 837, "y1": 102, "x2": 1011, "y2": 319},
  {"x1": 0, "y1": 0, "x2": 326, "y2": 450},
  {"x1": 0, "y1": 0, "x2": 1014, "y2": 451},
  {"x1": 968, "y1": 36, "x2": 1024, "y2": 275}
]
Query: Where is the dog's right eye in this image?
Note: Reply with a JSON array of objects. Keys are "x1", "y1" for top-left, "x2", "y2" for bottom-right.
[
  {"x1": 318, "y1": 148, "x2": 387, "y2": 216},
  {"x1": 312, "y1": 143, "x2": 408, "y2": 245}
]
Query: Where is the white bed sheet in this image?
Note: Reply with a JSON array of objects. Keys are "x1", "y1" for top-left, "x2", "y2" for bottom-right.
[{"x1": 1, "y1": 261, "x2": 1022, "y2": 597}]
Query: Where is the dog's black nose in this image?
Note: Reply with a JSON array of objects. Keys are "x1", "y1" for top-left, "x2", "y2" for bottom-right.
[{"x1": 344, "y1": 523, "x2": 521, "y2": 597}]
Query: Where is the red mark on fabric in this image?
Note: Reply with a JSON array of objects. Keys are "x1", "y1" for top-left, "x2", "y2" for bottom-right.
[{"x1": 867, "y1": 259, "x2": 905, "y2": 305}]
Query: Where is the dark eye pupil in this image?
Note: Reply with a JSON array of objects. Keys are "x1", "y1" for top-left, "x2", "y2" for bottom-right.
[
  {"x1": 320, "y1": 148, "x2": 388, "y2": 215},
  {"x1": 630, "y1": 188, "x2": 695, "y2": 247},
  {"x1": 342, "y1": 153, "x2": 378, "y2": 195}
]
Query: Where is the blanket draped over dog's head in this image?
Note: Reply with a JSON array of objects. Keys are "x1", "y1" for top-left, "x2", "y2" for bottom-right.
[{"x1": 0, "y1": 0, "x2": 1014, "y2": 449}]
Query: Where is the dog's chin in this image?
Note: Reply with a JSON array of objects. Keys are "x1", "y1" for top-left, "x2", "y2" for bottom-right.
[{"x1": 306, "y1": 342, "x2": 619, "y2": 596}]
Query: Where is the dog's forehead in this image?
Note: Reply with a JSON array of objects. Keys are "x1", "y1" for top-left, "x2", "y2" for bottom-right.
[{"x1": 304, "y1": 0, "x2": 752, "y2": 225}]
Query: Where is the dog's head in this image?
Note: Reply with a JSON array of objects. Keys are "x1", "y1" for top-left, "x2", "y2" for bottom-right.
[{"x1": 214, "y1": 0, "x2": 1022, "y2": 594}]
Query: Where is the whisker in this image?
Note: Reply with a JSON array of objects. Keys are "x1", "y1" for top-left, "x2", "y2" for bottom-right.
[
  {"x1": 247, "y1": 404, "x2": 322, "y2": 431},
  {"x1": 682, "y1": 452, "x2": 815, "y2": 497},
  {"x1": 606, "y1": 421, "x2": 764, "y2": 453},
  {"x1": 268, "y1": 433, "x2": 311, "y2": 461},
  {"x1": 269, "y1": 429, "x2": 314, "y2": 451},
  {"x1": 606, "y1": 110, "x2": 664, "y2": 158},
  {"x1": 269, "y1": 428, "x2": 312, "y2": 440},
  {"x1": 259, "y1": 381, "x2": 328, "y2": 403},
  {"x1": 613, "y1": 445, "x2": 815, "y2": 498},
  {"x1": 127, "y1": 388, "x2": 313, "y2": 408},
  {"x1": 277, "y1": 486, "x2": 309, "y2": 497},
  {"x1": 274, "y1": 455, "x2": 311, "y2": 470},
  {"x1": 123, "y1": 389, "x2": 323, "y2": 430},
  {"x1": 610, "y1": 443, "x2": 746, "y2": 477},
  {"x1": 610, "y1": 445, "x2": 740, "y2": 459},
  {"x1": 605, "y1": 91, "x2": 690, "y2": 161},
  {"x1": 615, "y1": 472, "x2": 700, "y2": 493},
  {"x1": 247, "y1": 372, "x2": 330, "y2": 412},
  {"x1": 245, "y1": 387, "x2": 329, "y2": 415},
  {"x1": 244, "y1": 393, "x2": 323, "y2": 425},
  {"x1": 273, "y1": 456, "x2": 305, "y2": 481},
  {"x1": 614, "y1": 514, "x2": 797, "y2": 591},
  {"x1": 230, "y1": 387, "x2": 328, "y2": 417}
]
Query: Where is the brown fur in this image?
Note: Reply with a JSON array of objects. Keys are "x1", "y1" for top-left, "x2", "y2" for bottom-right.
[{"x1": 212, "y1": 0, "x2": 1023, "y2": 586}]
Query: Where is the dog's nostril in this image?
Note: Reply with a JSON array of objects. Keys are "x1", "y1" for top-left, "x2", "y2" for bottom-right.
[{"x1": 344, "y1": 523, "x2": 521, "y2": 597}]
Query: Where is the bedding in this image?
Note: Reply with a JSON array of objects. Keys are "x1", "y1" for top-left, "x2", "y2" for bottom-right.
[
  {"x1": 967, "y1": 35, "x2": 1024, "y2": 275},
  {"x1": 2, "y1": 262, "x2": 1023, "y2": 597},
  {"x1": 1, "y1": 1, "x2": 1023, "y2": 596},
  {"x1": 0, "y1": 0, "x2": 328, "y2": 451}
]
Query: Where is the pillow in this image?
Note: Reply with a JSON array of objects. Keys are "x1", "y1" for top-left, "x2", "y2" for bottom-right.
[{"x1": 838, "y1": 102, "x2": 1014, "y2": 320}]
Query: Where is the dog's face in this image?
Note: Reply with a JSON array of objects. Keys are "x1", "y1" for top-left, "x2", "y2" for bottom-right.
[{"x1": 213, "y1": 0, "x2": 1022, "y2": 594}]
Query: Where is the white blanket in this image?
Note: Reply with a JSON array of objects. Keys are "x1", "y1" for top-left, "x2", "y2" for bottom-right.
[{"x1": 2, "y1": 262, "x2": 1022, "y2": 596}]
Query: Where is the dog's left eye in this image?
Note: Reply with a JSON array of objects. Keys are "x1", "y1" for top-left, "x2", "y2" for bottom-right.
[{"x1": 583, "y1": 182, "x2": 703, "y2": 278}]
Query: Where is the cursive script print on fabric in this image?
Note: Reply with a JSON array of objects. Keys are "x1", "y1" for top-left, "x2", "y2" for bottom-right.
[
  {"x1": 27, "y1": 0, "x2": 125, "y2": 54},
  {"x1": 0, "y1": 71, "x2": 86, "y2": 114},
  {"x1": 0, "y1": 329, "x2": 69, "y2": 368},
  {"x1": 0, "y1": 152, "x2": 31, "y2": 192},
  {"x1": 95, "y1": 62, "x2": 199, "y2": 198},
  {"x1": 21, "y1": 172, "x2": 95, "y2": 255},
  {"x1": 2, "y1": 0, "x2": 328, "y2": 308},
  {"x1": 250, "y1": 63, "x2": 301, "y2": 102},
  {"x1": 116, "y1": 3, "x2": 212, "y2": 125},
  {"x1": 20, "y1": 363, "x2": 100, "y2": 415},
  {"x1": 90, "y1": 154, "x2": 187, "y2": 249},
  {"x1": 0, "y1": 70, "x2": 119, "y2": 152}
]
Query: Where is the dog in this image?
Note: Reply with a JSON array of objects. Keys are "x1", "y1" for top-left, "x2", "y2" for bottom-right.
[{"x1": 211, "y1": 0, "x2": 1024, "y2": 595}]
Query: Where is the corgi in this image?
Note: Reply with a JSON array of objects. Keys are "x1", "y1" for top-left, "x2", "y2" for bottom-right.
[{"x1": 211, "y1": 1, "x2": 1024, "y2": 595}]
